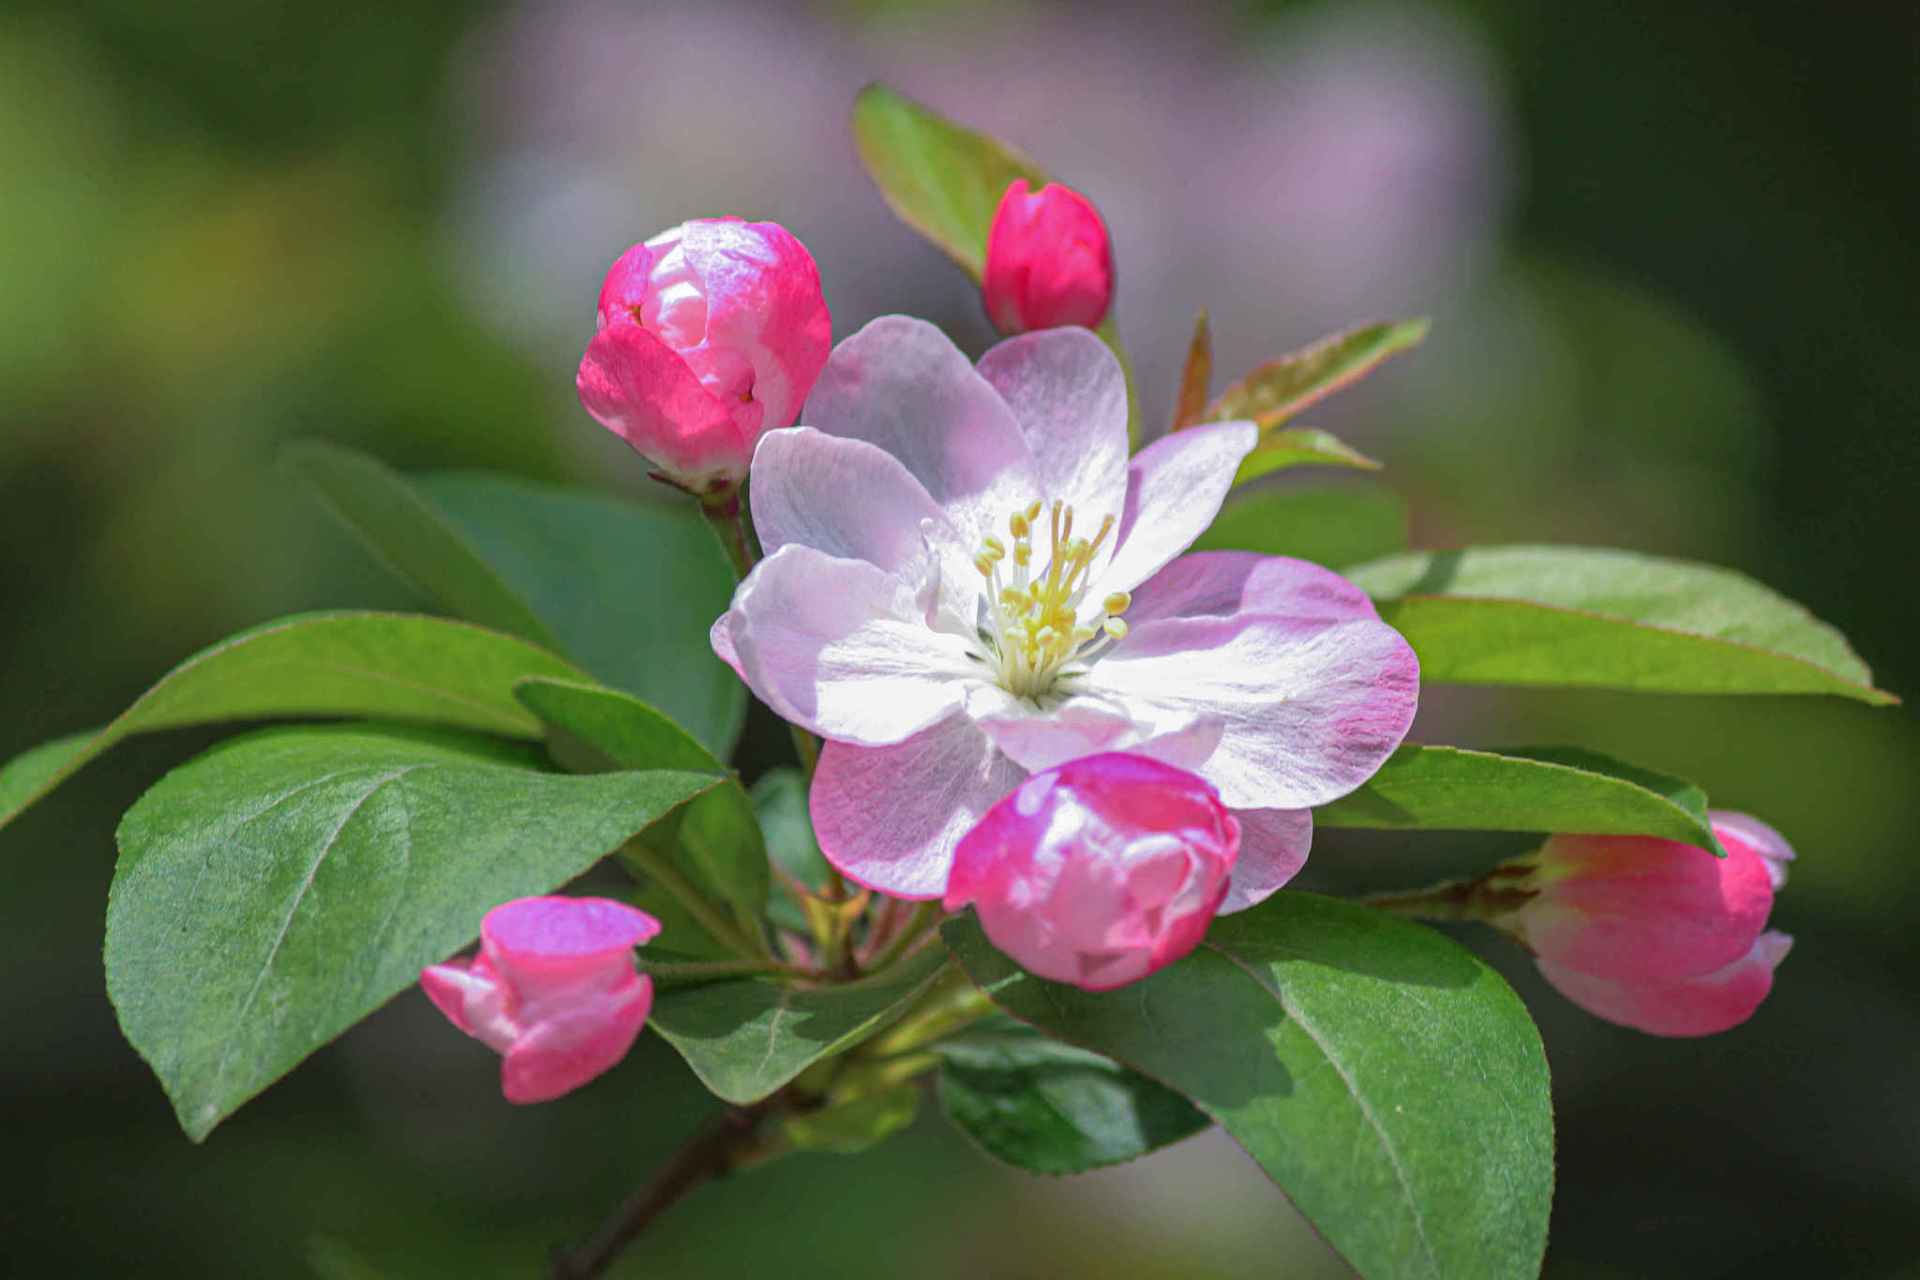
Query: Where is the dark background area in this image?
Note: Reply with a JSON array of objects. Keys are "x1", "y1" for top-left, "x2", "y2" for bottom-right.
[{"x1": 2, "y1": 1, "x2": 1914, "y2": 1275}]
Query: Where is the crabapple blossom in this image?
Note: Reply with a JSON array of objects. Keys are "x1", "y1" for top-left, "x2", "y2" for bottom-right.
[
  {"x1": 576, "y1": 218, "x2": 831, "y2": 493},
  {"x1": 1495, "y1": 812, "x2": 1795, "y2": 1037},
  {"x1": 420, "y1": 896, "x2": 661, "y2": 1103},
  {"x1": 983, "y1": 179, "x2": 1115, "y2": 334},
  {"x1": 945, "y1": 753, "x2": 1241, "y2": 990},
  {"x1": 711, "y1": 317, "x2": 1418, "y2": 906}
]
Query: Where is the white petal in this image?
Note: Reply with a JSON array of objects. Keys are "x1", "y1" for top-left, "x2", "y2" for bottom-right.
[
  {"x1": 964, "y1": 685, "x2": 1138, "y2": 772},
  {"x1": 750, "y1": 427, "x2": 954, "y2": 580},
  {"x1": 810, "y1": 718, "x2": 1027, "y2": 899},
  {"x1": 801, "y1": 316, "x2": 1038, "y2": 541},
  {"x1": 1126, "y1": 551, "x2": 1380, "y2": 626},
  {"x1": 1087, "y1": 613, "x2": 1420, "y2": 809},
  {"x1": 976, "y1": 329, "x2": 1130, "y2": 578},
  {"x1": 722, "y1": 544, "x2": 978, "y2": 745},
  {"x1": 1219, "y1": 808, "x2": 1313, "y2": 914},
  {"x1": 1098, "y1": 420, "x2": 1258, "y2": 597}
]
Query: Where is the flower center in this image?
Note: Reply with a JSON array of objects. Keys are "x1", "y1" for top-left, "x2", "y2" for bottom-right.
[{"x1": 972, "y1": 499, "x2": 1129, "y2": 699}]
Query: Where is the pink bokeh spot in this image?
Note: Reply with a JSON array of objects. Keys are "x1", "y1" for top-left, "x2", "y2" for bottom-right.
[
  {"x1": 420, "y1": 896, "x2": 661, "y2": 1104},
  {"x1": 576, "y1": 217, "x2": 830, "y2": 491},
  {"x1": 1503, "y1": 813, "x2": 1796, "y2": 1037},
  {"x1": 983, "y1": 179, "x2": 1115, "y2": 335},
  {"x1": 944, "y1": 753, "x2": 1240, "y2": 991}
]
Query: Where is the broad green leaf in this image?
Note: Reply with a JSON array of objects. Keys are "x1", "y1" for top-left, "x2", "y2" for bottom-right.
[
  {"x1": 946, "y1": 896, "x2": 1553, "y2": 1280},
  {"x1": 1205, "y1": 319, "x2": 1428, "y2": 427},
  {"x1": 1346, "y1": 546, "x2": 1895, "y2": 704},
  {"x1": 1316, "y1": 744, "x2": 1722, "y2": 854},
  {"x1": 0, "y1": 612, "x2": 585, "y2": 834},
  {"x1": 281, "y1": 441, "x2": 562, "y2": 651},
  {"x1": 514, "y1": 677, "x2": 767, "y2": 921},
  {"x1": 104, "y1": 722, "x2": 718, "y2": 1140},
  {"x1": 935, "y1": 1021, "x2": 1209, "y2": 1175},
  {"x1": 852, "y1": 83, "x2": 1046, "y2": 279},
  {"x1": 781, "y1": 1085, "x2": 922, "y2": 1156},
  {"x1": 752, "y1": 767, "x2": 830, "y2": 892},
  {"x1": 1194, "y1": 484, "x2": 1409, "y2": 568},
  {"x1": 851, "y1": 83, "x2": 1140, "y2": 442},
  {"x1": 649, "y1": 946, "x2": 950, "y2": 1105},
  {"x1": 288, "y1": 439, "x2": 744, "y2": 753},
  {"x1": 1234, "y1": 426, "x2": 1381, "y2": 486},
  {"x1": 420, "y1": 472, "x2": 743, "y2": 752}
]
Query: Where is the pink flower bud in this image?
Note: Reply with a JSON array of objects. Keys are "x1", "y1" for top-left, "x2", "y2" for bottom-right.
[
  {"x1": 1500, "y1": 812, "x2": 1795, "y2": 1037},
  {"x1": 576, "y1": 218, "x2": 831, "y2": 493},
  {"x1": 982, "y1": 179, "x2": 1115, "y2": 335},
  {"x1": 944, "y1": 753, "x2": 1240, "y2": 992},
  {"x1": 420, "y1": 896, "x2": 661, "y2": 1103}
]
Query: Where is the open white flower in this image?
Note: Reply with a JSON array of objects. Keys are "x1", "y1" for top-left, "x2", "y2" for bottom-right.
[{"x1": 712, "y1": 317, "x2": 1419, "y2": 901}]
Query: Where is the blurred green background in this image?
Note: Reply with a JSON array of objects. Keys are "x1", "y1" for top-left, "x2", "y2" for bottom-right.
[{"x1": 2, "y1": 0, "x2": 1914, "y2": 1275}]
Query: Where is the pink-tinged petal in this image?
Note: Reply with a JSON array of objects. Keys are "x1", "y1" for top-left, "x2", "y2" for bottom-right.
[
  {"x1": 499, "y1": 976, "x2": 654, "y2": 1104},
  {"x1": 982, "y1": 180, "x2": 1115, "y2": 335},
  {"x1": 722, "y1": 544, "x2": 978, "y2": 745},
  {"x1": 1710, "y1": 809, "x2": 1796, "y2": 889},
  {"x1": 964, "y1": 684, "x2": 1138, "y2": 772},
  {"x1": 944, "y1": 754, "x2": 1236, "y2": 992},
  {"x1": 679, "y1": 219, "x2": 833, "y2": 432},
  {"x1": 482, "y1": 896, "x2": 661, "y2": 977},
  {"x1": 1537, "y1": 931, "x2": 1791, "y2": 1038},
  {"x1": 975, "y1": 329, "x2": 1130, "y2": 574},
  {"x1": 595, "y1": 239, "x2": 662, "y2": 328},
  {"x1": 1088, "y1": 613, "x2": 1419, "y2": 810},
  {"x1": 709, "y1": 612, "x2": 740, "y2": 674},
  {"x1": 749, "y1": 427, "x2": 952, "y2": 580},
  {"x1": 577, "y1": 319, "x2": 747, "y2": 487},
  {"x1": 1515, "y1": 830, "x2": 1777, "y2": 983},
  {"x1": 801, "y1": 317, "x2": 1038, "y2": 540},
  {"x1": 1218, "y1": 807, "x2": 1313, "y2": 914},
  {"x1": 811, "y1": 717, "x2": 1025, "y2": 899},
  {"x1": 1099, "y1": 420, "x2": 1260, "y2": 596},
  {"x1": 1126, "y1": 551, "x2": 1380, "y2": 627},
  {"x1": 420, "y1": 958, "x2": 487, "y2": 1037}
]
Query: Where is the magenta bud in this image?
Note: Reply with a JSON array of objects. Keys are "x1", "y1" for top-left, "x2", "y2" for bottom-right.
[
  {"x1": 420, "y1": 896, "x2": 661, "y2": 1104},
  {"x1": 576, "y1": 217, "x2": 831, "y2": 493},
  {"x1": 982, "y1": 179, "x2": 1115, "y2": 335},
  {"x1": 944, "y1": 753, "x2": 1240, "y2": 991},
  {"x1": 1501, "y1": 812, "x2": 1796, "y2": 1037}
]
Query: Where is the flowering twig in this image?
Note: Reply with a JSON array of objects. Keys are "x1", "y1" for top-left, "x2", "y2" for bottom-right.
[
  {"x1": 549, "y1": 1094, "x2": 788, "y2": 1280},
  {"x1": 863, "y1": 901, "x2": 942, "y2": 974}
]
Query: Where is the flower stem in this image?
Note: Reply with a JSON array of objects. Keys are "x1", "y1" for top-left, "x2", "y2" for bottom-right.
[
  {"x1": 862, "y1": 958, "x2": 996, "y2": 1059},
  {"x1": 623, "y1": 841, "x2": 766, "y2": 960},
  {"x1": 643, "y1": 958, "x2": 806, "y2": 982},
  {"x1": 1360, "y1": 868, "x2": 1536, "y2": 924},
  {"x1": 549, "y1": 1094, "x2": 788, "y2": 1280},
  {"x1": 864, "y1": 901, "x2": 942, "y2": 974},
  {"x1": 698, "y1": 489, "x2": 756, "y2": 580}
]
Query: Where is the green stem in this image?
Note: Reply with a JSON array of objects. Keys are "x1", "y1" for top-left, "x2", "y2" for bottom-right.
[
  {"x1": 1360, "y1": 869, "x2": 1535, "y2": 925},
  {"x1": 625, "y1": 842, "x2": 764, "y2": 960},
  {"x1": 863, "y1": 959, "x2": 995, "y2": 1059},
  {"x1": 699, "y1": 490, "x2": 755, "y2": 579},
  {"x1": 644, "y1": 958, "x2": 806, "y2": 982},
  {"x1": 865, "y1": 901, "x2": 941, "y2": 974}
]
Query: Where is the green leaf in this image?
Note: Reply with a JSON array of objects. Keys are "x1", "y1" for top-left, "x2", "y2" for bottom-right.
[
  {"x1": 781, "y1": 1085, "x2": 922, "y2": 1156},
  {"x1": 1234, "y1": 426, "x2": 1382, "y2": 486},
  {"x1": 281, "y1": 441, "x2": 563, "y2": 652},
  {"x1": 946, "y1": 896, "x2": 1553, "y2": 1280},
  {"x1": 104, "y1": 722, "x2": 718, "y2": 1140},
  {"x1": 1194, "y1": 484, "x2": 1409, "y2": 568},
  {"x1": 287, "y1": 440, "x2": 745, "y2": 753},
  {"x1": 751, "y1": 767, "x2": 830, "y2": 893},
  {"x1": 1205, "y1": 319, "x2": 1428, "y2": 427},
  {"x1": 935, "y1": 1021, "x2": 1209, "y2": 1175},
  {"x1": 851, "y1": 83, "x2": 1140, "y2": 442},
  {"x1": 648, "y1": 946, "x2": 951, "y2": 1105},
  {"x1": 420, "y1": 472, "x2": 744, "y2": 753},
  {"x1": 852, "y1": 83, "x2": 1046, "y2": 280},
  {"x1": 0, "y1": 612, "x2": 586, "y2": 834},
  {"x1": 514, "y1": 677, "x2": 767, "y2": 922},
  {"x1": 1317, "y1": 744, "x2": 1722, "y2": 853},
  {"x1": 1346, "y1": 545, "x2": 1896, "y2": 704}
]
